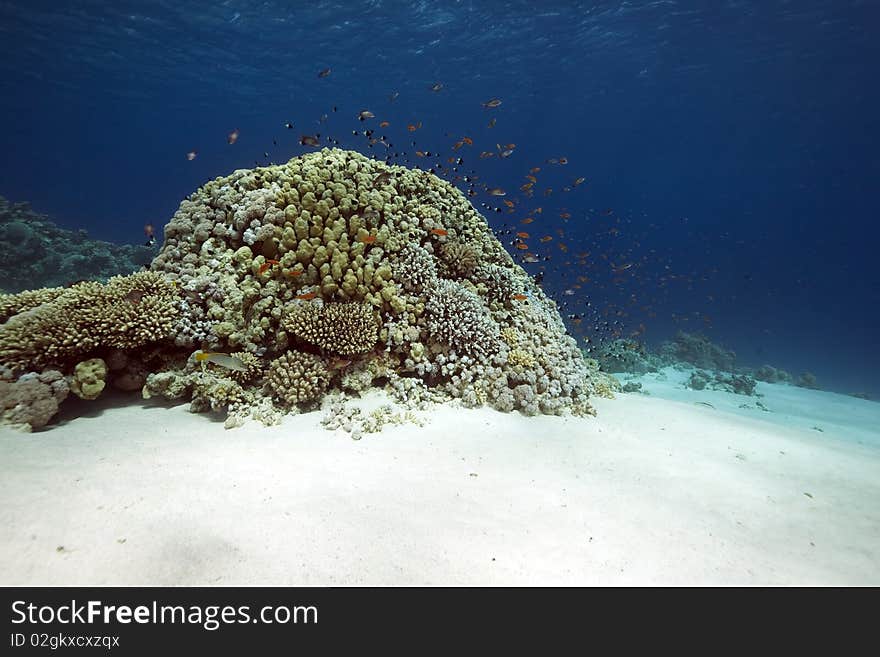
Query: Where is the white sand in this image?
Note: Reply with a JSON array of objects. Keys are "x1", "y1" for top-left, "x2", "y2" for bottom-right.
[{"x1": 1, "y1": 368, "x2": 878, "y2": 586}]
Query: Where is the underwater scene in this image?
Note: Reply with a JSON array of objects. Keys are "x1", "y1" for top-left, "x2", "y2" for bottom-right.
[{"x1": 0, "y1": 1, "x2": 877, "y2": 586}]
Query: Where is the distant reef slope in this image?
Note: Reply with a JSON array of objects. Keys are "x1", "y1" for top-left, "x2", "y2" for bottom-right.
[{"x1": 0, "y1": 196, "x2": 154, "y2": 293}]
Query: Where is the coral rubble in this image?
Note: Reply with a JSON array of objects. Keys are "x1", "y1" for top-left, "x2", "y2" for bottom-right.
[{"x1": 0, "y1": 149, "x2": 602, "y2": 430}]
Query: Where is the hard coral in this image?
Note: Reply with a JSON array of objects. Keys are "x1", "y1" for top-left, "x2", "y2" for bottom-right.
[
  {"x1": 0, "y1": 271, "x2": 179, "y2": 373},
  {"x1": 266, "y1": 350, "x2": 331, "y2": 408},
  {"x1": 425, "y1": 279, "x2": 500, "y2": 358},
  {"x1": 4, "y1": 148, "x2": 600, "y2": 427},
  {"x1": 282, "y1": 300, "x2": 379, "y2": 355}
]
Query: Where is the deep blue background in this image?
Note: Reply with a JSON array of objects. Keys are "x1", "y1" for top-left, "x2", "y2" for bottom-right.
[{"x1": 0, "y1": 0, "x2": 877, "y2": 394}]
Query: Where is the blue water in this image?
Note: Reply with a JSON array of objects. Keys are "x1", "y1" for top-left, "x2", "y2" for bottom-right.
[{"x1": 1, "y1": 0, "x2": 877, "y2": 395}]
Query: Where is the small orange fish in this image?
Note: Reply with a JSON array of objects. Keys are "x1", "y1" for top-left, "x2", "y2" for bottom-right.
[
  {"x1": 520, "y1": 183, "x2": 534, "y2": 192},
  {"x1": 296, "y1": 291, "x2": 318, "y2": 301},
  {"x1": 488, "y1": 188, "x2": 506, "y2": 196},
  {"x1": 289, "y1": 269, "x2": 302, "y2": 277},
  {"x1": 452, "y1": 141, "x2": 464, "y2": 151},
  {"x1": 479, "y1": 151, "x2": 495, "y2": 159},
  {"x1": 529, "y1": 167, "x2": 541, "y2": 174},
  {"x1": 515, "y1": 243, "x2": 529, "y2": 250},
  {"x1": 227, "y1": 128, "x2": 240, "y2": 144},
  {"x1": 462, "y1": 136, "x2": 473, "y2": 145},
  {"x1": 503, "y1": 200, "x2": 515, "y2": 208},
  {"x1": 534, "y1": 207, "x2": 543, "y2": 214},
  {"x1": 379, "y1": 121, "x2": 390, "y2": 128},
  {"x1": 505, "y1": 143, "x2": 516, "y2": 149},
  {"x1": 415, "y1": 150, "x2": 425, "y2": 157},
  {"x1": 560, "y1": 212, "x2": 571, "y2": 219},
  {"x1": 540, "y1": 236, "x2": 553, "y2": 243},
  {"x1": 258, "y1": 262, "x2": 272, "y2": 274},
  {"x1": 407, "y1": 122, "x2": 422, "y2": 132},
  {"x1": 300, "y1": 135, "x2": 320, "y2": 147},
  {"x1": 512, "y1": 294, "x2": 528, "y2": 301},
  {"x1": 521, "y1": 217, "x2": 534, "y2": 224},
  {"x1": 430, "y1": 228, "x2": 448, "y2": 236},
  {"x1": 559, "y1": 157, "x2": 568, "y2": 164},
  {"x1": 360, "y1": 235, "x2": 377, "y2": 244},
  {"x1": 516, "y1": 232, "x2": 530, "y2": 238},
  {"x1": 525, "y1": 175, "x2": 537, "y2": 183}
]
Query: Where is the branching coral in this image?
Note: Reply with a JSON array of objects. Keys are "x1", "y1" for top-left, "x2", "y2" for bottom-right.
[
  {"x1": 425, "y1": 279, "x2": 500, "y2": 358},
  {"x1": 392, "y1": 243, "x2": 437, "y2": 292},
  {"x1": 0, "y1": 271, "x2": 179, "y2": 372},
  {"x1": 282, "y1": 301, "x2": 379, "y2": 355},
  {"x1": 266, "y1": 350, "x2": 331, "y2": 407}
]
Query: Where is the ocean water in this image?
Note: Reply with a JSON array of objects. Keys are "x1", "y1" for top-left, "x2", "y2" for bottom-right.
[{"x1": 0, "y1": 0, "x2": 877, "y2": 396}]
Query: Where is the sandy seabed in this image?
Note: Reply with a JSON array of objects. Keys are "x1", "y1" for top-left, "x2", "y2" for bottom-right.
[{"x1": 1, "y1": 368, "x2": 878, "y2": 586}]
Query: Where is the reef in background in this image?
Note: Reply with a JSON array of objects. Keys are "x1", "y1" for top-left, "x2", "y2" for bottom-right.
[
  {"x1": 0, "y1": 196, "x2": 154, "y2": 293},
  {"x1": 0, "y1": 149, "x2": 613, "y2": 431},
  {"x1": 594, "y1": 331, "x2": 825, "y2": 397}
]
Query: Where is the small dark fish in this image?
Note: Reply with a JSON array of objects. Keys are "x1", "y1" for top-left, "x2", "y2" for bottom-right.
[
  {"x1": 482, "y1": 98, "x2": 502, "y2": 108},
  {"x1": 124, "y1": 290, "x2": 145, "y2": 305},
  {"x1": 284, "y1": 121, "x2": 293, "y2": 129},
  {"x1": 299, "y1": 135, "x2": 320, "y2": 147},
  {"x1": 318, "y1": 67, "x2": 331, "y2": 78},
  {"x1": 372, "y1": 172, "x2": 392, "y2": 187},
  {"x1": 430, "y1": 82, "x2": 444, "y2": 92},
  {"x1": 186, "y1": 150, "x2": 197, "y2": 161},
  {"x1": 389, "y1": 91, "x2": 399, "y2": 102}
]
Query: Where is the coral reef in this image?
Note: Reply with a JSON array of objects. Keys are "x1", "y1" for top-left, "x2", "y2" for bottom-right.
[
  {"x1": 593, "y1": 338, "x2": 660, "y2": 374},
  {"x1": 658, "y1": 331, "x2": 736, "y2": 371},
  {"x1": 0, "y1": 196, "x2": 155, "y2": 293},
  {"x1": 686, "y1": 370, "x2": 757, "y2": 396},
  {"x1": 795, "y1": 372, "x2": 820, "y2": 390},
  {"x1": 1, "y1": 148, "x2": 601, "y2": 429},
  {"x1": 754, "y1": 364, "x2": 793, "y2": 384}
]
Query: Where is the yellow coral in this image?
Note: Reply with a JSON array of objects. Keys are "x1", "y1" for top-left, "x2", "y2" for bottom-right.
[{"x1": 508, "y1": 348, "x2": 537, "y2": 368}]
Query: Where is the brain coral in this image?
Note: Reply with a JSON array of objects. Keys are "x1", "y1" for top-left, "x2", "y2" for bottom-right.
[{"x1": 0, "y1": 148, "x2": 600, "y2": 427}]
